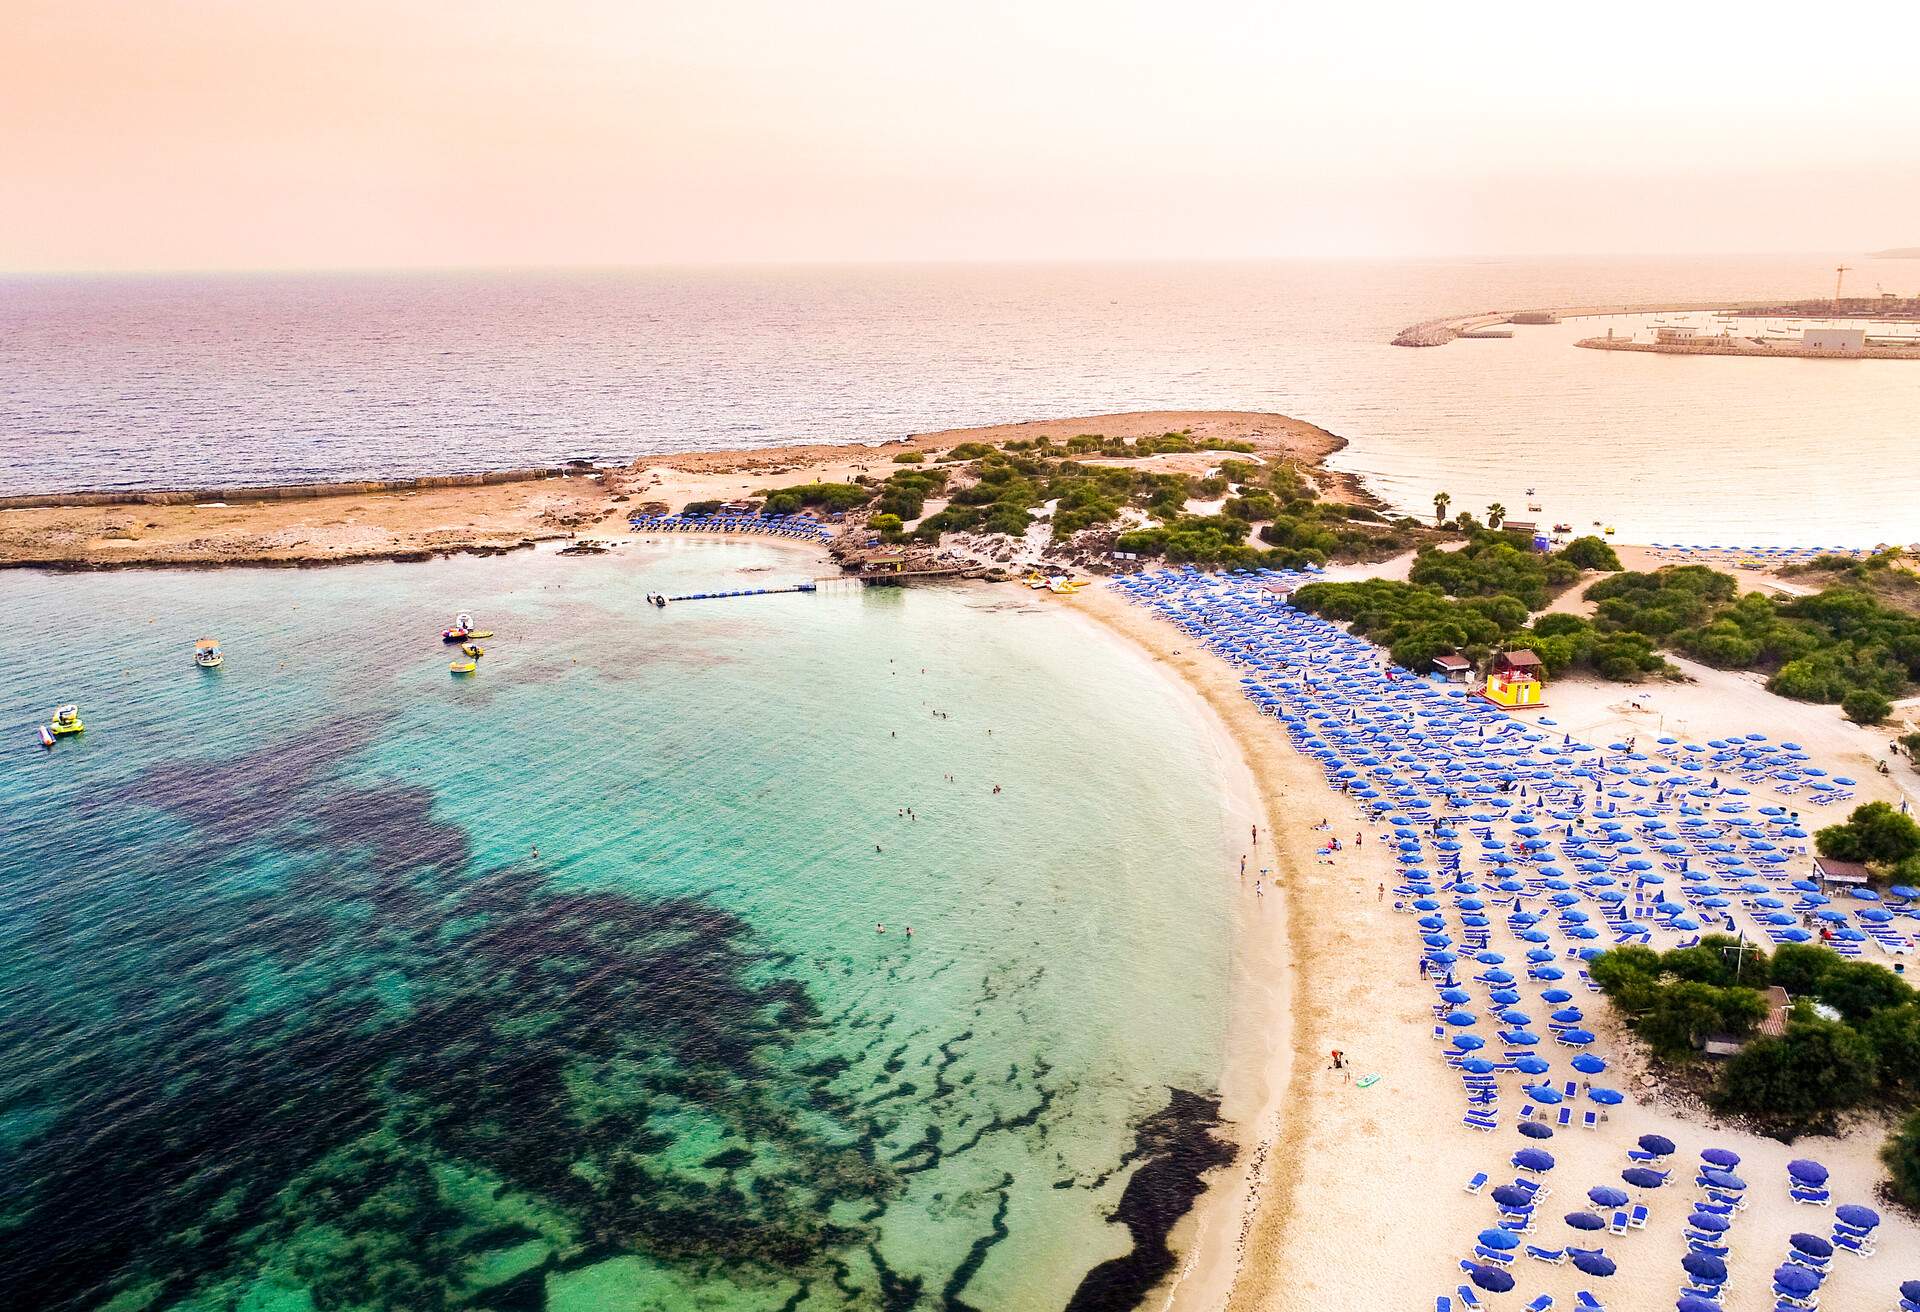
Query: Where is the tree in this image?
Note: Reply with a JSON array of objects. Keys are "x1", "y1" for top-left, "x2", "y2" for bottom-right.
[
  {"x1": 1883, "y1": 1108, "x2": 1920, "y2": 1208},
  {"x1": 1636, "y1": 982, "x2": 1766, "y2": 1059},
  {"x1": 1815, "y1": 801, "x2": 1920, "y2": 866},
  {"x1": 1433, "y1": 491, "x2": 1451, "y2": 526},
  {"x1": 1558, "y1": 536, "x2": 1622, "y2": 571},
  {"x1": 1487, "y1": 502, "x2": 1507, "y2": 530},
  {"x1": 1843, "y1": 688, "x2": 1893, "y2": 725},
  {"x1": 1716, "y1": 1018, "x2": 1878, "y2": 1126},
  {"x1": 1864, "y1": 1005, "x2": 1920, "y2": 1090},
  {"x1": 1769, "y1": 942, "x2": 1837, "y2": 997},
  {"x1": 1816, "y1": 959, "x2": 1914, "y2": 1023},
  {"x1": 868, "y1": 513, "x2": 903, "y2": 533}
]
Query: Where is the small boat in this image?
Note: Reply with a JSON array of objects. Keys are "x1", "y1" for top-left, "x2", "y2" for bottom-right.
[
  {"x1": 1553, "y1": 522, "x2": 1573, "y2": 534},
  {"x1": 38, "y1": 725, "x2": 54, "y2": 749},
  {"x1": 49, "y1": 704, "x2": 85, "y2": 736},
  {"x1": 194, "y1": 637, "x2": 223, "y2": 668},
  {"x1": 441, "y1": 611, "x2": 494, "y2": 641},
  {"x1": 461, "y1": 643, "x2": 485, "y2": 658},
  {"x1": 1603, "y1": 525, "x2": 1616, "y2": 536},
  {"x1": 449, "y1": 660, "x2": 477, "y2": 675}
]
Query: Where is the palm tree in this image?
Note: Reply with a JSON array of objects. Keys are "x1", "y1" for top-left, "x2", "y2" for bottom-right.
[
  {"x1": 1487, "y1": 502, "x2": 1507, "y2": 529},
  {"x1": 1433, "y1": 491, "x2": 1451, "y2": 526}
]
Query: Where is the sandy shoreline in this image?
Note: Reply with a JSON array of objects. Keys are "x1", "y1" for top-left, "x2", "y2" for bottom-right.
[{"x1": 1079, "y1": 580, "x2": 1919, "y2": 1312}]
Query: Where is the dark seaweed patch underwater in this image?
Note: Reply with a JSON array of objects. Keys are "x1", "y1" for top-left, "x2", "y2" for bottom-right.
[{"x1": 0, "y1": 718, "x2": 1232, "y2": 1311}]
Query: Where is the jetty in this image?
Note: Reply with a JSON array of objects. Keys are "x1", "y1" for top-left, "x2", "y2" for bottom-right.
[
  {"x1": 1395, "y1": 293, "x2": 1920, "y2": 348},
  {"x1": 664, "y1": 582, "x2": 822, "y2": 602}
]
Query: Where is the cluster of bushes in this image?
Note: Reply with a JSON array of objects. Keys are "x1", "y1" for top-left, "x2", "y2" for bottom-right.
[
  {"x1": 1291, "y1": 533, "x2": 1665, "y2": 681},
  {"x1": 1582, "y1": 565, "x2": 1920, "y2": 717},
  {"x1": 1816, "y1": 801, "x2": 1920, "y2": 882},
  {"x1": 1290, "y1": 578, "x2": 1524, "y2": 671},
  {"x1": 757, "y1": 482, "x2": 872, "y2": 515},
  {"x1": 1592, "y1": 937, "x2": 1920, "y2": 1133},
  {"x1": 1407, "y1": 535, "x2": 1584, "y2": 611}
]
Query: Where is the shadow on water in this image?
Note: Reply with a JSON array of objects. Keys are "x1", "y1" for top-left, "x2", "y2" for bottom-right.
[{"x1": 0, "y1": 716, "x2": 1233, "y2": 1311}]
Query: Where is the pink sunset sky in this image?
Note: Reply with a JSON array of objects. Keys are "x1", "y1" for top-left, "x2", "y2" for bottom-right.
[{"x1": 6, "y1": 1, "x2": 1919, "y2": 271}]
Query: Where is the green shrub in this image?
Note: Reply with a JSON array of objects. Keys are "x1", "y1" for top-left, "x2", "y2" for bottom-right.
[
  {"x1": 891, "y1": 452, "x2": 925, "y2": 464},
  {"x1": 682, "y1": 500, "x2": 724, "y2": 515},
  {"x1": 1844, "y1": 688, "x2": 1893, "y2": 725},
  {"x1": 1883, "y1": 1108, "x2": 1920, "y2": 1208},
  {"x1": 1715, "y1": 1017, "x2": 1878, "y2": 1126},
  {"x1": 1815, "y1": 801, "x2": 1920, "y2": 866},
  {"x1": 759, "y1": 482, "x2": 873, "y2": 515},
  {"x1": 868, "y1": 513, "x2": 903, "y2": 533},
  {"x1": 1557, "y1": 536, "x2": 1622, "y2": 571}
]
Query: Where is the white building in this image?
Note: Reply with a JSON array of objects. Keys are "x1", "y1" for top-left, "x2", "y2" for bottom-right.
[
  {"x1": 1653, "y1": 325, "x2": 1698, "y2": 344},
  {"x1": 1801, "y1": 327, "x2": 1866, "y2": 354}
]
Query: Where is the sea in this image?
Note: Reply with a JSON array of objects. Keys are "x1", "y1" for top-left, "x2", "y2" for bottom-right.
[
  {"x1": 0, "y1": 542, "x2": 1241, "y2": 1310},
  {"x1": 4, "y1": 255, "x2": 1919, "y2": 544},
  {"x1": 2, "y1": 256, "x2": 1916, "y2": 1310}
]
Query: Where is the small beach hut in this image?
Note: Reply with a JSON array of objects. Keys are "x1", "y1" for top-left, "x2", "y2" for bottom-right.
[
  {"x1": 1482, "y1": 649, "x2": 1546, "y2": 710},
  {"x1": 1431, "y1": 652, "x2": 1472, "y2": 683},
  {"x1": 1813, "y1": 855, "x2": 1871, "y2": 892}
]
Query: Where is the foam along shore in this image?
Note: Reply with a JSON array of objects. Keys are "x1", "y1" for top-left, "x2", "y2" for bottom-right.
[
  {"x1": 0, "y1": 410, "x2": 1347, "y2": 572},
  {"x1": 1087, "y1": 570, "x2": 1919, "y2": 1312}
]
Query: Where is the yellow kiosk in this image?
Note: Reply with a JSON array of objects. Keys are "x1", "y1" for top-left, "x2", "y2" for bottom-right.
[{"x1": 1481, "y1": 649, "x2": 1546, "y2": 709}]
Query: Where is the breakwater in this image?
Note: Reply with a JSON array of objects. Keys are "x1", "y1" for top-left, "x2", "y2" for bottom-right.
[{"x1": 1390, "y1": 299, "x2": 1792, "y2": 348}]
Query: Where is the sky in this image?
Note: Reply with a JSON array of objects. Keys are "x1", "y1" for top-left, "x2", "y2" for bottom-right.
[{"x1": 6, "y1": 0, "x2": 1920, "y2": 271}]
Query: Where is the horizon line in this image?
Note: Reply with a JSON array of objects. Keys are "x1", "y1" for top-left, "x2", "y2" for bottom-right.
[{"x1": 0, "y1": 249, "x2": 1900, "y2": 279}]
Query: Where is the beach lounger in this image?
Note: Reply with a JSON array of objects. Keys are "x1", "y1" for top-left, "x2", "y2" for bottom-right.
[
  {"x1": 1575, "y1": 1292, "x2": 1605, "y2": 1312},
  {"x1": 1464, "y1": 1171, "x2": 1489, "y2": 1193},
  {"x1": 1583, "y1": 1111, "x2": 1599, "y2": 1130},
  {"x1": 1464, "y1": 1113, "x2": 1498, "y2": 1131},
  {"x1": 1833, "y1": 1230, "x2": 1875, "y2": 1256},
  {"x1": 1435, "y1": 1298, "x2": 1452, "y2": 1312},
  {"x1": 1524, "y1": 1245, "x2": 1565, "y2": 1264},
  {"x1": 1628, "y1": 1204, "x2": 1648, "y2": 1229},
  {"x1": 1609, "y1": 1210, "x2": 1628, "y2": 1234},
  {"x1": 1456, "y1": 1286, "x2": 1484, "y2": 1311},
  {"x1": 1789, "y1": 1185, "x2": 1830, "y2": 1205},
  {"x1": 1472, "y1": 1246, "x2": 1515, "y2": 1266},
  {"x1": 1556, "y1": 1107, "x2": 1572, "y2": 1128},
  {"x1": 1524, "y1": 1297, "x2": 1553, "y2": 1312}
]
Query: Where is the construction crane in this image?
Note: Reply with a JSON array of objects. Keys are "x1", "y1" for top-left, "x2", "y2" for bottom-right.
[{"x1": 1833, "y1": 264, "x2": 1852, "y2": 309}]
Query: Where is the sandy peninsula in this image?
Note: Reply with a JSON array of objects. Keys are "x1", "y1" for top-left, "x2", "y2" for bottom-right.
[{"x1": 0, "y1": 410, "x2": 1349, "y2": 572}]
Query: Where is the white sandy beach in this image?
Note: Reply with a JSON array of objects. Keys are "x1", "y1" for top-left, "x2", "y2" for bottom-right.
[{"x1": 1075, "y1": 575, "x2": 1920, "y2": 1312}]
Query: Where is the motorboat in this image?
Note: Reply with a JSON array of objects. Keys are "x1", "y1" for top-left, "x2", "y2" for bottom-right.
[
  {"x1": 48, "y1": 704, "x2": 84, "y2": 736},
  {"x1": 442, "y1": 610, "x2": 495, "y2": 641},
  {"x1": 194, "y1": 638, "x2": 223, "y2": 668}
]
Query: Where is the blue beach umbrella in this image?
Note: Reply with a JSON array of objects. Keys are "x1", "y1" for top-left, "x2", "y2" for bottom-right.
[
  {"x1": 1513, "y1": 1054, "x2": 1551, "y2": 1075},
  {"x1": 1478, "y1": 1228, "x2": 1520, "y2": 1251},
  {"x1": 1788, "y1": 1232, "x2": 1831, "y2": 1257},
  {"x1": 1491, "y1": 1184, "x2": 1533, "y2": 1208},
  {"x1": 1681, "y1": 1252, "x2": 1727, "y2": 1282},
  {"x1": 1675, "y1": 1296, "x2": 1724, "y2": 1312},
  {"x1": 1460, "y1": 1057, "x2": 1497, "y2": 1074},
  {"x1": 1518, "y1": 1120, "x2": 1554, "y2": 1139},
  {"x1": 1835, "y1": 1203, "x2": 1880, "y2": 1228},
  {"x1": 1571, "y1": 1252, "x2": 1616, "y2": 1278},
  {"x1": 1452, "y1": 1034, "x2": 1485, "y2": 1051},
  {"x1": 1621, "y1": 1167, "x2": 1666, "y2": 1189},
  {"x1": 1787, "y1": 1159, "x2": 1828, "y2": 1185},
  {"x1": 1638, "y1": 1133, "x2": 1674, "y2": 1155},
  {"x1": 1564, "y1": 1211, "x2": 1605, "y2": 1230},
  {"x1": 1513, "y1": 1148, "x2": 1554, "y2": 1172},
  {"x1": 1588, "y1": 1087, "x2": 1624, "y2": 1106},
  {"x1": 1572, "y1": 1053, "x2": 1607, "y2": 1074},
  {"x1": 1686, "y1": 1212, "x2": 1730, "y2": 1233},
  {"x1": 1700, "y1": 1146, "x2": 1740, "y2": 1168},
  {"x1": 1773, "y1": 1265, "x2": 1817, "y2": 1295},
  {"x1": 1469, "y1": 1265, "x2": 1515, "y2": 1294}
]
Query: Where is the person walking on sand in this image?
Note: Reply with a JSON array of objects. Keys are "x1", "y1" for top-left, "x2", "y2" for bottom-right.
[{"x1": 1377, "y1": 882, "x2": 1385, "y2": 901}]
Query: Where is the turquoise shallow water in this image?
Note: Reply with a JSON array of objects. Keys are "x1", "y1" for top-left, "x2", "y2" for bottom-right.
[{"x1": 0, "y1": 542, "x2": 1238, "y2": 1312}]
